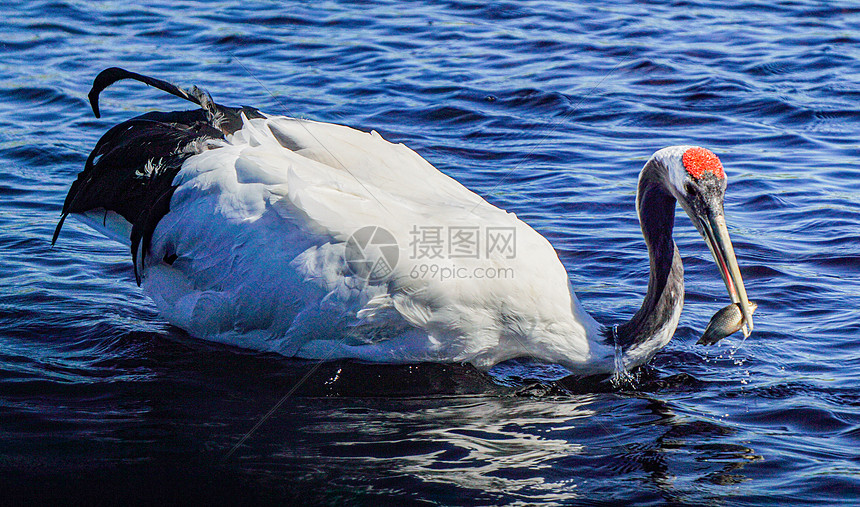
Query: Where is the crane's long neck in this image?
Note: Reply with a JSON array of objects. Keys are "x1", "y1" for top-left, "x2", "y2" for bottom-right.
[{"x1": 612, "y1": 165, "x2": 684, "y2": 354}]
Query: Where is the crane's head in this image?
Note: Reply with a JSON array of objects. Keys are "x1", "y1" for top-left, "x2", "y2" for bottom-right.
[{"x1": 652, "y1": 146, "x2": 754, "y2": 338}]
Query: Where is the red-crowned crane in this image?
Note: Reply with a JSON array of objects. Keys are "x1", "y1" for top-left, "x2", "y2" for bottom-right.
[{"x1": 54, "y1": 68, "x2": 754, "y2": 375}]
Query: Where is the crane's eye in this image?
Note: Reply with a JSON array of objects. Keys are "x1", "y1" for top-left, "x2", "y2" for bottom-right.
[{"x1": 685, "y1": 182, "x2": 699, "y2": 197}]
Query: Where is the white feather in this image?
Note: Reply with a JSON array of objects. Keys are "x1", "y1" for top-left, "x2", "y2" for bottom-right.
[
  {"x1": 74, "y1": 210, "x2": 132, "y2": 246},
  {"x1": 80, "y1": 114, "x2": 628, "y2": 374}
]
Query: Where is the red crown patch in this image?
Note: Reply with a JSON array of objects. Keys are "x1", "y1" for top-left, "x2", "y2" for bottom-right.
[{"x1": 682, "y1": 147, "x2": 725, "y2": 179}]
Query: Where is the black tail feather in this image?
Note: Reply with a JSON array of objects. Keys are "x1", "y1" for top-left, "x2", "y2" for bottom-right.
[
  {"x1": 88, "y1": 67, "x2": 265, "y2": 134},
  {"x1": 51, "y1": 213, "x2": 67, "y2": 247},
  {"x1": 130, "y1": 177, "x2": 179, "y2": 286},
  {"x1": 55, "y1": 68, "x2": 269, "y2": 284},
  {"x1": 55, "y1": 111, "x2": 221, "y2": 284},
  {"x1": 89, "y1": 67, "x2": 204, "y2": 118}
]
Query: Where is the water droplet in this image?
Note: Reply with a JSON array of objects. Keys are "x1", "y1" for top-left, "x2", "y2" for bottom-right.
[{"x1": 611, "y1": 331, "x2": 636, "y2": 389}]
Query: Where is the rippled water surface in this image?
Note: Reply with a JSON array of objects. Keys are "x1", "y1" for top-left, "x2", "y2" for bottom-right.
[{"x1": 2, "y1": 0, "x2": 859, "y2": 504}]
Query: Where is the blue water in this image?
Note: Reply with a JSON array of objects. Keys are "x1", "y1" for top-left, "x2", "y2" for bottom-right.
[{"x1": 2, "y1": 0, "x2": 859, "y2": 504}]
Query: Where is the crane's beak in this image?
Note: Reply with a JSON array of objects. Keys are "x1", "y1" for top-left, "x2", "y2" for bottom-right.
[{"x1": 699, "y1": 213, "x2": 754, "y2": 337}]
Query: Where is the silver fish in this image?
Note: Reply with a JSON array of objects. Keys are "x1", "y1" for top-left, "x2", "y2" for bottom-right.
[{"x1": 698, "y1": 301, "x2": 758, "y2": 345}]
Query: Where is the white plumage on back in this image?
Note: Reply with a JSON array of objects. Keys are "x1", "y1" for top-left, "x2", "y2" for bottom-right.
[{"x1": 136, "y1": 114, "x2": 607, "y2": 371}]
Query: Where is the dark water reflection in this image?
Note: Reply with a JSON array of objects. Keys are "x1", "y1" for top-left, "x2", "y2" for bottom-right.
[
  {"x1": 0, "y1": 337, "x2": 781, "y2": 504},
  {"x1": 0, "y1": 344, "x2": 768, "y2": 504}
]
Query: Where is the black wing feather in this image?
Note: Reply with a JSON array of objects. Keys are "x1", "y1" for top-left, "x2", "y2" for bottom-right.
[{"x1": 55, "y1": 68, "x2": 267, "y2": 285}]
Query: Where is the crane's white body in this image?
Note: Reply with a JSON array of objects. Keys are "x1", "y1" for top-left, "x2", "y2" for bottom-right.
[{"x1": 78, "y1": 114, "x2": 642, "y2": 374}]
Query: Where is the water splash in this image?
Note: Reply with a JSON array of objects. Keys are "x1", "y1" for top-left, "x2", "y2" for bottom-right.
[{"x1": 610, "y1": 325, "x2": 636, "y2": 389}]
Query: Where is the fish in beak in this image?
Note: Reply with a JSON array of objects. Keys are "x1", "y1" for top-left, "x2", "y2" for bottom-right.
[{"x1": 699, "y1": 212, "x2": 754, "y2": 337}]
